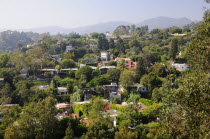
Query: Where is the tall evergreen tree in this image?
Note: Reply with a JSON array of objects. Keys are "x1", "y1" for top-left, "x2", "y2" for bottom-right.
[
  {"x1": 136, "y1": 57, "x2": 146, "y2": 79},
  {"x1": 98, "y1": 33, "x2": 109, "y2": 50},
  {"x1": 169, "y1": 38, "x2": 178, "y2": 60},
  {"x1": 64, "y1": 121, "x2": 74, "y2": 139}
]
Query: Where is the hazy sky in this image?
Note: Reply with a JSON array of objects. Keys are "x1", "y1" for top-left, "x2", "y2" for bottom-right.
[{"x1": 0, "y1": 0, "x2": 209, "y2": 29}]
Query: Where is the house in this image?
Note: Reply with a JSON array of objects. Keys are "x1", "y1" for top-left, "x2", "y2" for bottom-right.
[
  {"x1": 65, "y1": 46, "x2": 73, "y2": 53},
  {"x1": 82, "y1": 88, "x2": 97, "y2": 101},
  {"x1": 26, "y1": 43, "x2": 37, "y2": 48},
  {"x1": 119, "y1": 84, "x2": 147, "y2": 94},
  {"x1": 37, "y1": 85, "x2": 49, "y2": 90},
  {"x1": 120, "y1": 35, "x2": 132, "y2": 39},
  {"x1": 20, "y1": 67, "x2": 28, "y2": 78},
  {"x1": 170, "y1": 33, "x2": 187, "y2": 37},
  {"x1": 80, "y1": 64, "x2": 86, "y2": 68},
  {"x1": 171, "y1": 63, "x2": 188, "y2": 71},
  {"x1": 99, "y1": 66, "x2": 116, "y2": 73},
  {"x1": 55, "y1": 103, "x2": 71, "y2": 110},
  {"x1": 80, "y1": 118, "x2": 90, "y2": 126},
  {"x1": 103, "y1": 83, "x2": 118, "y2": 98},
  {"x1": 106, "y1": 33, "x2": 116, "y2": 39},
  {"x1": 56, "y1": 41, "x2": 61, "y2": 46},
  {"x1": 60, "y1": 68, "x2": 78, "y2": 73},
  {"x1": 41, "y1": 69, "x2": 58, "y2": 75},
  {"x1": 51, "y1": 55, "x2": 62, "y2": 63},
  {"x1": 142, "y1": 35, "x2": 153, "y2": 39},
  {"x1": 109, "y1": 92, "x2": 122, "y2": 103},
  {"x1": 101, "y1": 51, "x2": 111, "y2": 61},
  {"x1": 87, "y1": 44, "x2": 98, "y2": 49},
  {"x1": 89, "y1": 66, "x2": 97, "y2": 70},
  {"x1": 56, "y1": 111, "x2": 69, "y2": 119},
  {"x1": 103, "y1": 83, "x2": 118, "y2": 93},
  {"x1": 101, "y1": 109, "x2": 122, "y2": 118},
  {"x1": 130, "y1": 83, "x2": 147, "y2": 93},
  {"x1": 82, "y1": 58, "x2": 97, "y2": 64},
  {"x1": 115, "y1": 58, "x2": 137, "y2": 70},
  {"x1": 57, "y1": 87, "x2": 68, "y2": 95},
  {"x1": 71, "y1": 113, "x2": 79, "y2": 119}
]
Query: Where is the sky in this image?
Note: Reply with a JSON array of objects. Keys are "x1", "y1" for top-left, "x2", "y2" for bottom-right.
[{"x1": 0, "y1": 0, "x2": 209, "y2": 29}]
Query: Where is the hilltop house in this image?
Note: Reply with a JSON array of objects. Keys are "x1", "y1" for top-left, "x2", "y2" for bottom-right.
[{"x1": 115, "y1": 58, "x2": 137, "y2": 70}]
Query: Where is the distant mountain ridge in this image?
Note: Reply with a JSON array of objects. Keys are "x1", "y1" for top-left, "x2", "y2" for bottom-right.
[
  {"x1": 2, "y1": 17, "x2": 194, "y2": 34},
  {"x1": 136, "y1": 17, "x2": 193, "y2": 30}
]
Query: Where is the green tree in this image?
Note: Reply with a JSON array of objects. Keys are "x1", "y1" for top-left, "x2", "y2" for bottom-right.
[
  {"x1": 64, "y1": 121, "x2": 74, "y2": 139},
  {"x1": 115, "y1": 38, "x2": 125, "y2": 54},
  {"x1": 108, "y1": 38, "x2": 115, "y2": 49},
  {"x1": 135, "y1": 25, "x2": 149, "y2": 37},
  {"x1": 136, "y1": 57, "x2": 146, "y2": 79},
  {"x1": 50, "y1": 78, "x2": 56, "y2": 89},
  {"x1": 75, "y1": 66, "x2": 93, "y2": 82},
  {"x1": 0, "y1": 53, "x2": 9, "y2": 68},
  {"x1": 149, "y1": 63, "x2": 167, "y2": 77},
  {"x1": 61, "y1": 59, "x2": 76, "y2": 68},
  {"x1": 107, "y1": 69, "x2": 121, "y2": 83},
  {"x1": 156, "y1": 72, "x2": 210, "y2": 138},
  {"x1": 169, "y1": 38, "x2": 178, "y2": 60},
  {"x1": 91, "y1": 32, "x2": 99, "y2": 39},
  {"x1": 70, "y1": 86, "x2": 81, "y2": 102},
  {"x1": 4, "y1": 97, "x2": 58, "y2": 139},
  {"x1": 170, "y1": 27, "x2": 182, "y2": 34},
  {"x1": 0, "y1": 83, "x2": 13, "y2": 104},
  {"x1": 117, "y1": 60, "x2": 127, "y2": 71},
  {"x1": 81, "y1": 117, "x2": 113, "y2": 139},
  {"x1": 128, "y1": 39, "x2": 142, "y2": 50},
  {"x1": 140, "y1": 72, "x2": 162, "y2": 98},
  {"x1": 119, "y1": 70, "x2": 137, "y2": 89},
  {"x1": 187, "y1": 12, "x2": 210, "y2": 72},
  {"x1": 92, "y1": 69, "x2": 101, "y2": 78},
  {"x1": 114, "y1": 25, "x2": 130, "y2": 36},
  {"x1": 98, "y1": 33, "x2": 109, "y2": 50},
  {"x1": 130, "y1": 24, "x2": 136, "y2": 35}
]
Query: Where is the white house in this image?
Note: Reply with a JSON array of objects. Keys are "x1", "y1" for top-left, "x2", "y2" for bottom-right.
[
  {"x1": 130, "y1": 83, "x2": 147, "y2": 93},
  {"x1": 65, "y1": 46, "x2": 73, "y2": 53},
  {"x1": 101, "y1": 51, "x2": 111, "y2": 61}
]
